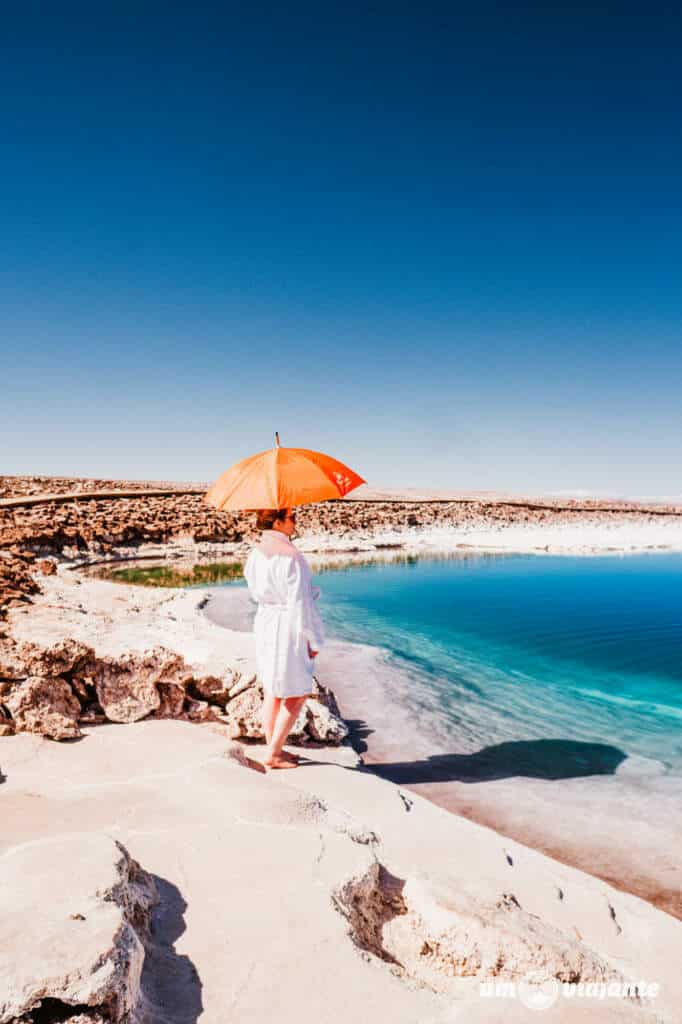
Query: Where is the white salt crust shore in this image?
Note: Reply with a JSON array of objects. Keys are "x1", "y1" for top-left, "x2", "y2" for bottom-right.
[
  {"x1": 2, "y1": 517, "x2": 682, "y2": 1022},
  {"x1": 295, "y1": 515, "x2": 682, "y2": 558}
]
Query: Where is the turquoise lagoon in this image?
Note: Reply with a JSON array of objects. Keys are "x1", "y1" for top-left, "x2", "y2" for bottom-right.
[
  {"x1": 206, "y1": 549, "x2": 682, "y2": 910},
  {"x1": 208, "y1": 550, "x2": 682, "y2": 777}
]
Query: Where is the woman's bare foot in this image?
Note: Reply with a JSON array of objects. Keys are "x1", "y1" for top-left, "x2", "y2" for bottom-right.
[
  {"x1": 264, "y1": 754, "x2": 299, "y2": 770},
  {"x1": 281, "y1": 749, "x2": 299, "y2": 763}
]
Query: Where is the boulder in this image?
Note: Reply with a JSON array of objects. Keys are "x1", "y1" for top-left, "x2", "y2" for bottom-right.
[
  {"x1": 5, "y1": 675, "x2": 82, "y2": 740},
  {"x1": 0, "y1": 834, "x2": 158, "y2": 1024},
  {"x1": 221, "y1": 685, "x2": 264, "y2": 739},
  {"x1": 0, "y1": 637, "x2": 30, "y2": 681},
  {"x1": 188, "y1": 672, "x2": 235, "y2": 707},
  {"x1": 0, "y1": 637, "x2": 351, "y2": 746},
  {"x1": 333, "y1": 863, "x2": 629, "y2": 999},
  {"x1": 93, "y1": 647, "x2": 187, "y2": 724},
  {"x1": 306, "y1": 699, "x2": 350, "y2": 744},
  {"x1": 15, "y1": 638, "x2": 95, "y2": 679}
]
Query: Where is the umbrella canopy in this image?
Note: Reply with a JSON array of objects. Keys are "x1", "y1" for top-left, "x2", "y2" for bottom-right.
[{"x1": 204, "y1": 435, "x2": 365, "y2": 511}]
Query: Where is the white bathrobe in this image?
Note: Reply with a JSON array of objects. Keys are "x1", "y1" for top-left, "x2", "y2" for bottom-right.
[{"x1": 243, "y1": 530, "x2": 325, "y2": 697}]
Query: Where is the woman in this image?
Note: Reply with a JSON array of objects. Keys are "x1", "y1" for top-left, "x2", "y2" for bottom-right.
[{"x1": 243, "y1": 507, "x2": 325, "y2": 769}]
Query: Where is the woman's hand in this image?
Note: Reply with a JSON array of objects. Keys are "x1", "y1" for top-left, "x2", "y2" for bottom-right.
[{"x1": 307, "y1": 642, "x2": 318, "y2": 659}]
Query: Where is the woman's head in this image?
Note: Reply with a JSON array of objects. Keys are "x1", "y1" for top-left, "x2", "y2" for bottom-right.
[{"x1": 255, "y1": 507, "x2": 297, "y2": 536}]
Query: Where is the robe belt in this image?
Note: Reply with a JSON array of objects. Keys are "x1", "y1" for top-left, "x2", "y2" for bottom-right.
[{"x1": 257, "y1": 601, "x2": 289, "y2": 610}]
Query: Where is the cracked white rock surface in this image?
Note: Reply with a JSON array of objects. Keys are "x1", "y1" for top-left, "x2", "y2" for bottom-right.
[
  {"x1": 0, "y1": 833, "x2": 157, "y2": 1024},
  {"x1": 1, "y1": 720, "x2": 680, "y2": 1023}
]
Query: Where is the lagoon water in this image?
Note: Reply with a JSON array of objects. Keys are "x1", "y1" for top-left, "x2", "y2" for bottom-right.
[
  {"x1": 207, "y1": 549, "x2": 682, "y2": 912},
  {"x1": 314, "y1": 551, "x2": 682, "y2": 773},
  {"x1": 211, "y1": 550, "x2": 682, "y2": 775}
]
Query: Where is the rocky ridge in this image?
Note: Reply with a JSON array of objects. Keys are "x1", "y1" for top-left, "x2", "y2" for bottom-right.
[
  {"x1": 0, "y1": 636, "x2": 347, "y2": 746},
  {"x1": 3, "y1": 474, "x2": 682, "y2": 623}
]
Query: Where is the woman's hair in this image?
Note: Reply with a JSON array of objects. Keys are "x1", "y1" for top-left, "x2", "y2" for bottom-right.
[{"x1": 254, "y1": 508, "x2": 289, "y2": 531}]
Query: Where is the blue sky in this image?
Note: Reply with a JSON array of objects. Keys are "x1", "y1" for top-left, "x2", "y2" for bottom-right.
[{"x1": 2, "y1": 4, "x2": 681, "y2": 496}]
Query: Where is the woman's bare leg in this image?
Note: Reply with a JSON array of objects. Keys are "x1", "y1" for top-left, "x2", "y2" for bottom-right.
[
  {"x1": 262, "y1": 693, "x2": 297, "y2": 762},
  {"x1": 264, "y1": 696, "x2": 307, "y2": 768},
  {"x1": 262, "y1": 692, "x2": 280, "y2": 745}
]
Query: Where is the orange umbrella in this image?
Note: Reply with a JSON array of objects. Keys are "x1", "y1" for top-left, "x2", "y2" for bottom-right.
[{"x1": 204, "y1": 433, "x2": 365, "y2": 511}]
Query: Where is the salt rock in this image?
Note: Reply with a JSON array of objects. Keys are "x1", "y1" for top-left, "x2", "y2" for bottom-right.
[
  {"x1": 227, "y1": 674, "x2": 256, "y2": 699},
  {"x1": 93, "y1": 647, "x2": 186, "y2": 724},
  {"x1": 189, "y1": 672, "x2": 235, "y2": 707},
  {"x1": 155, "y1": 681, "x2": 186, "y2": 717},
  {"x1": 312, "y1": 677, "x2": 345, "y2": 719},
  {"x1": 0, "y1": 834, "x2": 157, "y2": 1024},
  {"x1": 69, "y1": 673, "x2": 94, "y2": 703},
  {"x1": 222, "y1": 685, "x2": 263, "y2": 739},
  {"x1": 37, "y1": 558, "x2": 57, "y2": 575},
  {"x1": 16, "y1": 637, "x2": 95, "y2": 679},
  {"x1": 0, "y1": 638, "x2": 30, "y2": 681},
  {"x1": 185, "y1": 697, "x2": 222, "y2": 722},
  {"x1": 5, "y1": 675, "x2": 82, "y2": 740},
  {"x1": 306, "y1": 699, "x2": 350, "y2": 743}
]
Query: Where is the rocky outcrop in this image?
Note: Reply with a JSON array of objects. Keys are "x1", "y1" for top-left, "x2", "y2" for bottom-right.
[
  {"x1": 187, "y1": 671, "x2": 237, "y2": 707},
  {"x1": 93, "y1": 649, "x2": 190, "y2": 724},
  {"x1": 0, "y1": 492, "x2": 250, "y2": 563},
  {"x1": 7, "y1": 638, "x2": 95, "y2": 679},
  {"x1": 217, "y1": 674, "x2": 349, "y2": 745},
  {"x1": 333, "y1": 859, "x2": 628, "y2": 997},
  {"x1": 4, "y1": 675, "x2": 82, "y2": 741},
  {"x1": 0, "y1": 550, "x2": 41, "y2": 621},
  {"x1": 3, "y1": 475, "x2": 679, "y2": 571},
  {"x1": 219, "y1": 683, "x2": 264, "y2": 739},
  {"x1": 0, "y1": 834, "x2": 158, "y2": 1024},
  {"x1": 0, "y1": 638, "x2": 349, "y2": 747},
  {"x1": 2, "y1": 474, "x2": 680, "y2": 627},
  {"x1": 304, "y1": 697, "x2": 350, "y2": 744},
  {"x1": 0, "y1": 474, "x2": 199, "y2": 499}
]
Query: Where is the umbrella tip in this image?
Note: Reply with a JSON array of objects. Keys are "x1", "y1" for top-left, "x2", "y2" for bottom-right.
[{"x1": 275, "y1": 431, "x2": 281, "y2": 448}]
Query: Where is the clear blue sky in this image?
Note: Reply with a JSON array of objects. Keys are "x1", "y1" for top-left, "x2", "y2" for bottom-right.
[{"x1": 3, "y1": 4, "x2": 681, "y2": 497}]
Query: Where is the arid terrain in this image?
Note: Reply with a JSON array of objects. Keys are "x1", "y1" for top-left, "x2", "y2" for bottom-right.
[
  {"x1": 2, "y1": 474, "x2": 682, "y2": 1023},
  {"x1": 3, "y1": 474, "x2": 681, "y2": 623}
]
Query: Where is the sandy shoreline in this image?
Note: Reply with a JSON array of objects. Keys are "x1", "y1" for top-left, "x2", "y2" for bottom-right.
[{"x1": 3, "y1": 503, "x2": 682, "y2": 1021}]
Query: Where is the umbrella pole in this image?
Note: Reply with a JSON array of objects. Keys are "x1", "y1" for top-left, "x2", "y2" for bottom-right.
[{"x1": 275, "y1": 432, "x2": 281, "y2": 448}]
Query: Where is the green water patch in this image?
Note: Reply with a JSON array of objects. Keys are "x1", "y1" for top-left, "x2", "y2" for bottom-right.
[
  {"x1": 102, "y1": 561, "x2": 244, "y2": 587},
  {"x1": 95, "y1": 547, "x2": 500, "y2": 589}
]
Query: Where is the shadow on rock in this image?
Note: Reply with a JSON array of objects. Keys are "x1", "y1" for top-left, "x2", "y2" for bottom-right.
[
  {"x1": 362, "y1": 738, "x2": 628, "y2": 785},
  {"x1": 139, "y1": 875, "x2": 203, "y2": 1024},
  {"x1": 344, "y1": 717, "x2": 375, "y2": 755}
]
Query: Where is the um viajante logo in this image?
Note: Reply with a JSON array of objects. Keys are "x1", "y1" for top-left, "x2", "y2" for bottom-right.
[{"x1": 479, "y1": 972, "x2": 660, "y2": 1011}]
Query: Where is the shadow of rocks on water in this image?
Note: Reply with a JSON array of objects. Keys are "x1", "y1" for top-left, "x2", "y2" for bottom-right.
[
  {"x1": 139, "y1": 876, "x2": 203, "y2": 1024},
  {"x1": 361, "y1": 739, "x2": 628, "y2": 785}
]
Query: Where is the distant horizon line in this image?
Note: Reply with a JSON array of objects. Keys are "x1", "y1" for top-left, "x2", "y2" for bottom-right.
[{"x1": 2, "y1": 472, "x2": 680, "y2": 508}]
